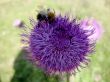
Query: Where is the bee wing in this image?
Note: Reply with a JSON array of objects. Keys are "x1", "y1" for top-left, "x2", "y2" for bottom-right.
[{"x1": 36, "y1": 6, "x2": 46, "y2": 13}]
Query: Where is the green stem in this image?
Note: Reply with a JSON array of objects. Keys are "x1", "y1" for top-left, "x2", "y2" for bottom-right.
[
  {"x1": 66, "y1": 73, "x2": 70, "y2": 82},
  {"x1": 43, "y1": 73, "x2": 49, "y2": 82}
]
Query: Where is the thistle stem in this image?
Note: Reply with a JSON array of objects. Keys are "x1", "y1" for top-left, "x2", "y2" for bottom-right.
[{"x1": 66, "y1": 73, "x2": 70, "y2": 82}]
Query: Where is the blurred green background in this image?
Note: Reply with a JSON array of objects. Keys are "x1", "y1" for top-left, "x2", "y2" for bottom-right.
[{"x1": 0, "y1": 0, "x2": 110, "y2": 82}]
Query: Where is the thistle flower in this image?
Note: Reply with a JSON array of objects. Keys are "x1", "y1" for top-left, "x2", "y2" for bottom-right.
[
  {"x1": 21, "y1": 15, "x2": 95, "y2": 74},
  {"x1": 13, "y1": 19, "x2": 24, "y2": 28},
  {"x1": 80, "y1": 18, "x2": 104, "y2": 41}
]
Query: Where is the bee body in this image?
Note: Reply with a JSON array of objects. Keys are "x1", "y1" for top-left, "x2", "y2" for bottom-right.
[{"x1": 37, "y1": 9, "x2": 55, "y2": 23}]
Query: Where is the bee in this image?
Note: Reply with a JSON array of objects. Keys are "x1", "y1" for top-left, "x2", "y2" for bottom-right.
[{"x1": 37, "y1": 8, "x2": 55, "y2": 23}]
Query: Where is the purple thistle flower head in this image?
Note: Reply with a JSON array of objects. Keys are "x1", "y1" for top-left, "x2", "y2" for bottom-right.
[
  {"x1": 13, "y1": 19, "x2": 24, "y2": 28},
  {"x1": 21, "y1": 15, "x2": 95, "y2": 75},
  {"x1": 80, "y1": 18, "x2": 104, "y2": 42}
]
